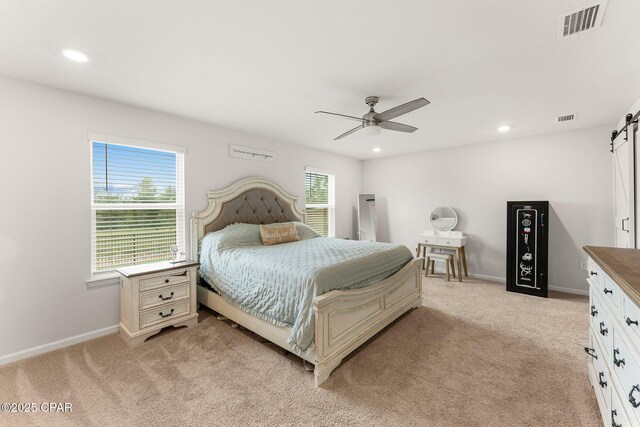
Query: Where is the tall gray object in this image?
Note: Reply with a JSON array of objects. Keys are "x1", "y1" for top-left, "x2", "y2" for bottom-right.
[{"x1": 358, "y1": 194, "x2": 377, "y2": 242}]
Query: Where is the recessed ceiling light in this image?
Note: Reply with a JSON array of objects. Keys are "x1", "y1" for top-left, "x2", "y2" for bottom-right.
[
  {"x1": 62, "y1": 48, "x2": 89, "y2": 63},
  {"x1": 497, "y1": 125, "x2": 510, "y2": 132},
  {"x1": 373, "y1": 147, "x2": 382, "y2": 152}
]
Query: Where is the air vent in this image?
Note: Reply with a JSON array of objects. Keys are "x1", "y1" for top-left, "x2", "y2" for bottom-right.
[
  {"x1": 557, "y1": 113, "x2": 577, "y2": 123},
  {"x1": 557, "y1": 1, "x2": 607, "y2": 40}
]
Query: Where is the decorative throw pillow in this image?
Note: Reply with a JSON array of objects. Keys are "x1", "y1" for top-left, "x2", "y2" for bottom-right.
[
  {"x1": 293, "y1": 221, "x2": 322, "y2": 240},
  {"x1": 260, "y1": 223, "x2": 300, "y2": 245}
]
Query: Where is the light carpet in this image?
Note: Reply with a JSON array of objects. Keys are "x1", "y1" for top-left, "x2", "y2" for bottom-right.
[{"x1": 0, "y1": 276, "x2": 600, "y2": 426}]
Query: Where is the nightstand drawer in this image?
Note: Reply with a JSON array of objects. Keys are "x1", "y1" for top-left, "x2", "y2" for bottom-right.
[
  {"x1": 139, "y1": 299, "x2": 190, "y2": 329},
  {"x1": 139, "y1": 269, "x2": 190, "y2": 291},
  {"x1": 139, "y1": 283, "x2": 190, "y2": 310}
]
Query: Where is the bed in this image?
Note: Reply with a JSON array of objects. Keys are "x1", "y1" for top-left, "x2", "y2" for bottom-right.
[{"x1": 191, "y1": 176, "x2": 423, "y2": 386}]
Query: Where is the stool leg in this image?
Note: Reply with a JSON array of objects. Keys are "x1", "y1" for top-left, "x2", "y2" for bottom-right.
[
  {"x1": 446, "y1": 261, "x2": 450, "y2": 281},
  {"x1": 449, "y1": 257, "x2": 456, "y2": 278},
  {"x1": 422, "y1": 245, "x2": 427, "y2": 270},
  {"x1": 431, "y1": 260, "x2": 435, "y2": 274},
  {"x1": 425, "y1": 257, "x2": 430, "y2": 277},
  {"x1": 461, "y1": 246, "x2": 468, "y2": 277}
]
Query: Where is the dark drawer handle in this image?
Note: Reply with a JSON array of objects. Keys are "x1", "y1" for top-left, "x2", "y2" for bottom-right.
[
  {"x1": 626, "y1": 317, "x2": 639, "y2": 327},
  {"x1": 614, "y1": 349, "x2": 625, "y2": 367},
  {"x1": 600, "y1": 322, "x2": 609, "y2": 336},
  {"x1": 159, "y1": 292, "x2": 175, "y2": 301},
  {"x1": 629, "y1": 384, "x2": 640, "y2": 408},
  {"x1": 159, "y1": 309, "x2": 174, "y2": 318},
  {"x1": 164, "y1": 279, "x2": 170, "y2": 283},
  {"x1": 591, "y1": 305, "x2": 598, "y2": 317},
  {"x1": 612, "y1": 409, "x2": 622, "y2": 427},
  {"x1": 604, "y1": 288, "x2": 613, "y2": 295},
  {"x1": 584, "y1": 347, "x2": 598, "y2": 359},
  {"x1": 598, "y1": 372, "x2": 607, "y2": 388},
  {"x1": 590, "y1": 271, "x2": 598, "y2": 276}
]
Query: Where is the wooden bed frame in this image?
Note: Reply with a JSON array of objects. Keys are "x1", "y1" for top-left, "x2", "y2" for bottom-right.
[{"x1": 191, "y1": 176, "x2": 423, "y2": 387}]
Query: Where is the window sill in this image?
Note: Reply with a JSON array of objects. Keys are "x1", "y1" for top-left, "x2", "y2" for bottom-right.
[{"x1": 86, "y1": 271, "x2": 120, "y2": 288}]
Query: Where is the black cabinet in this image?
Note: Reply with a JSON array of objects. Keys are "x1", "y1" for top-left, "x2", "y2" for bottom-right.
[{"x1": 506, "y1": 201, "x2": 549, "y2": 297}]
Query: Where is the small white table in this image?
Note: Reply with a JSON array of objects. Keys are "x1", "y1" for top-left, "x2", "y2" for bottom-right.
[{"x1": 417, "y1": 233, "x2": 468, "y2": 282}]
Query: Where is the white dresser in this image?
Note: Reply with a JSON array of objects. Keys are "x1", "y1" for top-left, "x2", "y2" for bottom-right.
[
  {"x1": 117, "y1": 260, "x2": 199, "y2": 346},
  {"x1": 584, "y1": 246, "x2": 640, "y2": 427}
]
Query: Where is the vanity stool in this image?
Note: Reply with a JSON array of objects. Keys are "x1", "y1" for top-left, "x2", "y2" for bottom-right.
[{"x1": 425, "y1": 253, "x2": 455, "y2": 281}]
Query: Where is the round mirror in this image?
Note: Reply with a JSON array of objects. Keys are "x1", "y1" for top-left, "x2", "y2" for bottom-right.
[{"x1": 430, "y1": 206, "x2": 458, "y2": 232}]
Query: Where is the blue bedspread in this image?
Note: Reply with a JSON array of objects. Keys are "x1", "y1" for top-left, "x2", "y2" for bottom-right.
[{"x1": 198, "y1": 223, "x2": 413, "y2": 351}]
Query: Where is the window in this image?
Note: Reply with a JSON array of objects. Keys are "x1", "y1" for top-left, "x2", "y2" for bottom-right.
[
  {"x1": 90, "y1": 138, "x2": 185, "y2": 272},
  {"x1": 304, "y1": 168, "x2": 335, "y2": 237}
]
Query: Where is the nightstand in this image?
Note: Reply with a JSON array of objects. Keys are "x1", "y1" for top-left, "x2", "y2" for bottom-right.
[{"x1": 117, "y1": 260, "x2": 200, "y2": 346}]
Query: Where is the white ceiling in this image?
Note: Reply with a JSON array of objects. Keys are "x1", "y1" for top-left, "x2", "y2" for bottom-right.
[{"x1": 1, "y1": 0, "x2": 639, "y2": 159}]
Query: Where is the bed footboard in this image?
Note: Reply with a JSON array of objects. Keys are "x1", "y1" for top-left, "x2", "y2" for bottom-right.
[{"x1": 312, "y1": 258, "x2": 423, "y2": 387}]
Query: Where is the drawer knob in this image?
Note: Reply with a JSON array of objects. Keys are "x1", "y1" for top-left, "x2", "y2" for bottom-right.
[
  {"x1": 629, "y1": 384, "x2": 640, "y2": 408},
  {"x1": 590, "y1": 271, "x2": 597, "y2": 276},
  {"x1": 626, "y1": 317, "x2": 639, "y2": 327},
  {"x1": 583, "y1": 346, "x2": 598, "y2": 359},
  {"x1": 590, "y1": 305, "x2": 598, "y2": 317},
  {"x1": 598, "y1": 372, "x2": 607, "y2": 388},
  {"x1": 604, "y1": 288, "x2": 613, "y2": 295},
  {"x1": 612, "y1": 409, "x2": 622, "y2": 427},
  {"x1": 159, "y1": 292, "x2": 175, "y2": 301},
  {"x1": 159, "y1": 309, "x2": 174, "y2": 318},
  {"x1": 614, "y1": 349, "x2": 626, "y2": 367},
  {"x1": 164, "y1": 279, "x2": 170, "y2": 283},
  {"x1": 599, "y1": 322, "x2": 608, "y2": 336}
]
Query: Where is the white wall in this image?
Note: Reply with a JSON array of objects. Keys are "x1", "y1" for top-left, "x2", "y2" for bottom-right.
[
  {"x1": 0, "y1": 76, "x2": 362, "y2": 359},
  {"x1": 362, "y1": 126, "x2": 614, "y2": 293}
]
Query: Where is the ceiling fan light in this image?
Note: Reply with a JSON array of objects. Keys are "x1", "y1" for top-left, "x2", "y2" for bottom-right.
[{"x1": 364, "y1": 124, "x2": 382, "y2": 136}]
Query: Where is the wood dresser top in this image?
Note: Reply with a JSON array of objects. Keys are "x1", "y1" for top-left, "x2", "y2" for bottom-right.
[
  {"x1": 584, "y1": 246, "x2": 640, "y2": 304},
  {"x1": 116, "y1": 260, "x2": 200, "y2": 278}
]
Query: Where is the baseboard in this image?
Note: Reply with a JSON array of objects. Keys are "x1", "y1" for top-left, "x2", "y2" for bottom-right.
[
  {"x1": 0, "y1": 325, "x2": 119, "y2": 366},
  {"x1": 427, "y1": 269, "x2": 589, "y2": 296},
  {"x1": 468, "y1": 272, "x2": 505, "y2": 283},
  {"x1": 547, "y1": 285, "x2": 589, "y2": 296}
]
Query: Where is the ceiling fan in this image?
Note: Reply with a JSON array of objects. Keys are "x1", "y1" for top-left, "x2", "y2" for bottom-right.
[{"x1": 316, "y1": 96, "x2": 430, "y2": 141}]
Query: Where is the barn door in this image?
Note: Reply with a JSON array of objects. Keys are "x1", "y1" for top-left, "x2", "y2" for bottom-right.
[{"x1": 613, "y1": 127, "x2": 636, "y2": 248}]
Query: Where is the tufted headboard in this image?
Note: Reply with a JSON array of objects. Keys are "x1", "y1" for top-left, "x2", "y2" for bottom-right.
[{"x1": 190, "y1": 176, "x2": 305, "y2": 260}]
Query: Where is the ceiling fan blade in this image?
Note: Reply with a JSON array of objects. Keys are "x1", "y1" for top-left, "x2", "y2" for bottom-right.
[
  {"x1": 373, "y1": 98, "x2": 430, "y2": 122},
  {"x1": 379, "y1": 121, "x2": 418, "y2": 133},
  {"x1": 334, "y1": 124, "x2": 364, "y2": 140},
  {"x1": 315, "y1": 111, "x2": 365, "y2": 123}
]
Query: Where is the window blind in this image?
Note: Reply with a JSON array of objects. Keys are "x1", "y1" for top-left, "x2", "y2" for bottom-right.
[
  {"x1": 304, "y1": 169, "x2": 335, "y2": 237},
  {"x1": 91, "y1": 141, "x2": 185, "y2": 272}
]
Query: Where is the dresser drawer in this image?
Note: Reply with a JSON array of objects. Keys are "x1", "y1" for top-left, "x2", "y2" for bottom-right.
[
  {"x1": 139, "y1": 283, "x2": 190, "y2": 310},
  {"x1": 421, "y1": 236, "x2": 438, "y2": 244},
  {"x1": 623, "y1": 297, "x2": 640, "y2": 353},
  {"x1": 139, "y1": 269, "x2": 190, "y2": 291},
  {"x1": 603, "y1": 275, "x2": 623, "y2": 310},
  {"x1": 139, "y1": 299, "x2": 190, "y2": 329},
  {"x1": 437, "y1": 237, "x2": 461, "y2": 246},
  {"x1": 611, "y1": 390, "x2": 632, "y2": 427},
  {"x1": 591, "y1": 291, "x2": 613, "y2": 359},
  {"x1": 590, "y1": 288, "x2": 604, "y2": 331},
  {"x1": 612, "y1": 331, "x2": 640, "y2": 425},
  {"x1": 592, "y1": 329, "x2": 612, "y2": 414},
  {"x1": 587, "y1": 258, "x2": 603, "y2": 286}
]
